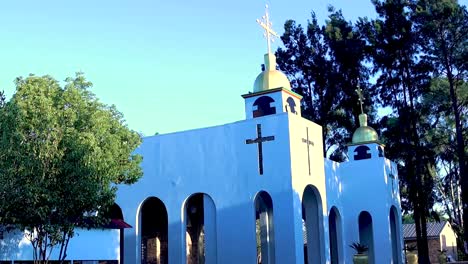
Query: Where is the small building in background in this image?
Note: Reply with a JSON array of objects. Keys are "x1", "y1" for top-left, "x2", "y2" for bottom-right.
[{"x1": 403, "y1": 221, "x2": 458, "y2": 263}]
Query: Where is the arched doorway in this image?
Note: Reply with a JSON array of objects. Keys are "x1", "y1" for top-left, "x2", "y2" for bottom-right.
[
  {"x1": 329, "y1": 207, "x2": 343, "y2": 264},
  {"x1": 302, "y1": 185, "x2": 324, "y2": 264},
  {"x1": 185, "y1": 193, "x2": 217, "y2": 264},
  {"x1": 358, "y1": 211, "x2": 374, "y2": 264},
  {"x1": 140, "y1": 197, "x2": 168, "y2": 264},
  {"x1": 390, "y1": 206, "x2": 402, "y2": 263},
  {"x1": 255, "y1": 191, "x2": 275, "y2": 264}
]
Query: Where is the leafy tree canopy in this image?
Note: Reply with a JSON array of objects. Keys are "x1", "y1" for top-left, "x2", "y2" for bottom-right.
[{"x1": 0, "y1": 73, "x2": 143, "y2": 262}]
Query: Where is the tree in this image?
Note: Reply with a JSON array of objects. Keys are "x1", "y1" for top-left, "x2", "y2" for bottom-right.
[
  {"x1": 359, "y1": 0, "x2": 435, "y2": 262},
  {"x1": 412, "y1": 0, "x2": 468, "y2": 248},
  {"x1": 421, "y1": 77, "x2": 468, "y2": 253},
  {"x1": 0, "y1": 90, "x2": 5, "y2": 107},
  {"x1": 276, "y1": 8, "x2": 373, "y2": 161},
  {"x1": 0, "y1": 73, "x2": 143, "y2": 263}
]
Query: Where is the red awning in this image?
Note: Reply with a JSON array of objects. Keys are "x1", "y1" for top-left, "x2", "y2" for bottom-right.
[{"x1": 104, "y1": 219, "x2": 133, "y2": 229}]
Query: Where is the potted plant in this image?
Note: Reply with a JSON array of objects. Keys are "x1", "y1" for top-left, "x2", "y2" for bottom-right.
[
  {"x1": 438, "y1": 249, "x2": 447, "y2": 264},
  {"x1": 350, "y1": 242, "x2": 369, "y2": 264},
  {"x1": 405, "y1": 245, "x2": 418, "y2": 264}
]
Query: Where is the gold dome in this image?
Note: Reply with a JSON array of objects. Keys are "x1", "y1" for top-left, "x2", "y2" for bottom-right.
[
  {"x1": 351, "y1": 114, "x2": 379, "y2": 144},
  {"x1": 253, "y1": 53, "x2": 291, "y2": 92}
]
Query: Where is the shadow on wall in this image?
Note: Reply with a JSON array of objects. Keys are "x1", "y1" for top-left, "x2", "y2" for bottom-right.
[{"x1": 0, "y1": 229, "x2": 29, "y2": 260}]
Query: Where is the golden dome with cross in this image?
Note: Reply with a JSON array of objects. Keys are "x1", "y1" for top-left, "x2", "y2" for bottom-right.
[
  {"x1": 351, "y1": 87, "x2": 379, "y2": 144},
  {"x1": 253, "y1": 4, "x2": 291, "y2": 93}
]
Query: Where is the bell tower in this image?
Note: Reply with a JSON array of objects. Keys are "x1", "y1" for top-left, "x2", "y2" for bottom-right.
[
  {"x1": 242, "y1": 5, "x2": 302, "y2": 120},
  {"x1": 347, "y1": 87, "x2": 385, "y2": 161}
]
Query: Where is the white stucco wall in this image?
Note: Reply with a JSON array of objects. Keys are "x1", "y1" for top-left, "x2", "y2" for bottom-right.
[
  {"x1": 440, "y1": 223, "x2": 458, "y2": 260},
  {"x1": 333, "y1": 146, "x2": 403, "y2": 264},
  {"x1": 115, "y1": 100, "x2": 404, "y2": 264},
  {"x1": 117, "y1": 112, "x2": 298, "y2": 263}
]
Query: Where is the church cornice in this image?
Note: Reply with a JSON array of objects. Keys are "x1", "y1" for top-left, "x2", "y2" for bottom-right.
[
  {"x1": 241, "y1": 87, "x2": 302, "y2": 100},
  {"x1": 346, "y1": 140, "x2": 384, "y2": 147}
]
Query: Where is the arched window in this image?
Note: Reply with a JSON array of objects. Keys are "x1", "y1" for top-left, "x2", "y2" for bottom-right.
[
  {"x1": 255, "y1": 191, "x2": 275, "y2": 264},
  {"x1": 378, "y1": 146, "x2": 385, "y2": 157},
  {"x1": 354, "y1": 146, "x2": 371, "y2": 160},
  {"x1": 329, "y1": 207, "x2": 343, "y2": 264},
  {"x1": 358, "y1": 211, "x2": 374, "y2": 264},
  {"x1": 390, "y1": 206, "x2": 402, "y2": 264},
  {"x1": 253, "y1": 96, "x2": 276, "y2": 118},
  {"x1": 140, "y1": 197, "x2": 168, "y2": 264},
  {"x1": 302, "y1": 185, "x2": 324, "y2": 264},
  {"x1": 185, "y1": 193, "x2": 217, "y2": 264},
  {"x1": 286, "y1": 97, "x2": 297, "y2": 114}
]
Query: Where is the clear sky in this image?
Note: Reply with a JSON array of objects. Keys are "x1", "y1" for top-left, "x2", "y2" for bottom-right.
[{"x1": 1, "y1": 0, "x2": 466, "y2": 136}]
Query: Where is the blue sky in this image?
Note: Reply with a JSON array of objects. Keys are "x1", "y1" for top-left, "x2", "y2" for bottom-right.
[{"x1": 1, "y1": 0, "x2": 466, "y2": 136}]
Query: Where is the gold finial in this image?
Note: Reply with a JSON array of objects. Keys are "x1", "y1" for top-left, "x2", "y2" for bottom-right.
[
  {"x1": 355, "y1": 86, "x2": 365, "y2": 114},
  {"x1": 256, "y1": 4, "x2": 280, "y2": 54}
]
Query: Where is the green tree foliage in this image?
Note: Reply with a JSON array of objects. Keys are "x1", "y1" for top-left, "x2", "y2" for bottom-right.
[
  {"x1": 421, "y1": 78, "x2": 468, "y2": 251},
  {"x1": 360, "y1": 0, "x2": 435, "y2": 261},
  {"x1": 0, "y1": 90, "x2": 5, "y2": 107},
  {"x1": 412, "y1": 0, "x2": 468, "y2": 246},
  {"x1": 277, "y1": 0, "x2": 467, "y2": 261},
  {"x1": 276, "y1": 8, "x2": 374, "y2": 161},
  {"x1": 0, "y1": 73, "x2": 143, "y2": 263}
]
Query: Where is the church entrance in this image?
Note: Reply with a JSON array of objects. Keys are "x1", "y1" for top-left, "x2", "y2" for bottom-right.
[
  {"x1": 140, "y1": 197, "x2": 168, "y2": 264},
  {"x1": 255, "y1": 191, "x2": 275, "y2": 264},
  {"x1": 302, "y1": 185, "x2": 324, "y2": 264},
  {"x1": 185, "y1": 193, "x2": 217, "y2": 264}
]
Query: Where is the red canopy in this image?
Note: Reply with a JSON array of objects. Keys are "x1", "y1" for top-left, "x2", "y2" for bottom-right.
[{"x1": 104, "y1": 219, "x2": 132, "y2": 229}]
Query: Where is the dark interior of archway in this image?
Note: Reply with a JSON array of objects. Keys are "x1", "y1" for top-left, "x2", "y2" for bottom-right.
[
  {"x1": 186, "y1": 194, "x2": 205, "y2": 264},
  {"x1": 255, "y1": 192, "x2": 275, "y2": 264},
  {"x1": 390, "y1": 208, "x2": 399, "y2": 263},
  {"x1": 108, "y1": 203, "x2": 124, "y2": 220},
  {"x1": 359, "y1": 211, "x2": 374, "y2": 264},
  {"x1": 302, "y1": 205, "x2": 308, "y2": 264},
  {"x1": 302, "y1": 186, "x2": 322, "y2": 264},
  {"x1": 329, "y1": 209, "x2": 339, "y2": 264},
  {"x1": 141, "y1": 198, "x2": 168, "y2": 264},
  {"x1": 253, "y1": 96, "x2": 276, "y2": 118},
  {"x1": 354, "y1": 145, "x2": 371, "y2": 160}
]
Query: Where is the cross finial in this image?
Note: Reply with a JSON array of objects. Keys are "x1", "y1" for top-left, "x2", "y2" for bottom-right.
[
  {"x1": 257, "y1": 4, "x2": 280, "y2": 54},
  {"x1": 355, "y1": 86, "x2": 365, "y2": 114}
]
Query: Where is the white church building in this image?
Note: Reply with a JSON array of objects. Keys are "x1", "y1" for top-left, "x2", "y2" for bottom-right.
[{"x1": 1, "y1": 7, "x2": 403, "y2": 264}]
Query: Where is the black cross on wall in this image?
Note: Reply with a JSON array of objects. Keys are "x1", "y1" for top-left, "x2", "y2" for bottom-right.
[
  {"x1": 245, "y1": 124, "x2": 275, "y2": 175},
  {"x1": 302, "y1": 127, "x2": 314, "y2": 175}
]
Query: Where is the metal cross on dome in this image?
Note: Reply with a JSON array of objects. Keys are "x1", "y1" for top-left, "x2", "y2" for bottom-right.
[
  {"x1": 257, "y1": 4, "x2": 280, "y2": 54},
  {"x1": 355, "y1": 86, "x2": 365, "y2": 114}
]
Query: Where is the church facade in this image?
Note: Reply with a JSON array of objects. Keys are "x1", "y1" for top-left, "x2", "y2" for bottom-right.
[
  {"x1": 114, "y1": 49, "x2": 404, "y2": 263},
  {"x1": 1, "y1": 8, "x2": 404, "y2": 264}
]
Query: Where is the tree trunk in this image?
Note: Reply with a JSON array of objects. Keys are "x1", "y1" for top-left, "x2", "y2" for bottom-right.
[{"x1": 445, "y1": 67, "x2": 467, "y2": 251}]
